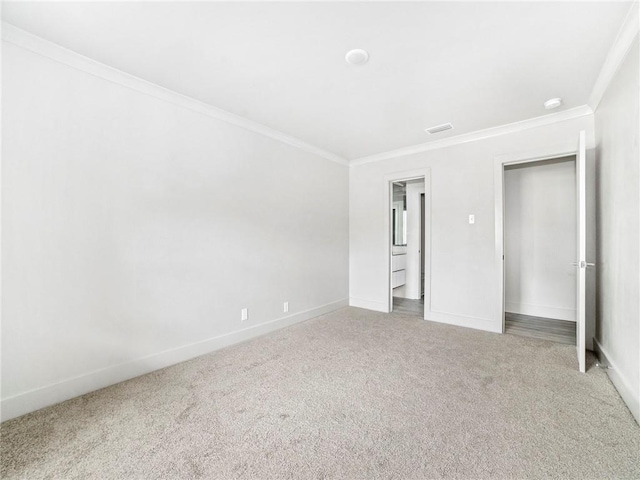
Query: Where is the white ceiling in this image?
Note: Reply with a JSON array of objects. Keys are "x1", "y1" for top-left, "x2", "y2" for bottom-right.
[{"x1": 2, "y1": 1, "x2": 632, "y2": 161}]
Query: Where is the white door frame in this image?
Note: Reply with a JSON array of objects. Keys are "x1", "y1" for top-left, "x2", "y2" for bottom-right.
[
  {"x1": 493, "y1": 142, "x2": 578, "y2": 333},
  {"x1": 384, "y1": 169, "x2": 431, "y2": 315}
]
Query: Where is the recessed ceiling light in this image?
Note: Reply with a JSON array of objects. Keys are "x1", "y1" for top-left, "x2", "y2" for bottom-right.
[
  {"x1": 544, "y1": 98, "x2": 563, "y2": 110},
  {"x1": 425, "y1": 123, "x2": 453, "y2": 134},
  {"x1": 345, "y1": 49, "x2": 369, "y2": 66}
]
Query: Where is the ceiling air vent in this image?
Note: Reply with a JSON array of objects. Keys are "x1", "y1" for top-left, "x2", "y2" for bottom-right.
[{"x1": 425, "y1": 123, "x2": 453, "y2": 135}]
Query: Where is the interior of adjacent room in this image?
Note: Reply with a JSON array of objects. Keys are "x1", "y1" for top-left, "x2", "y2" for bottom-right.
[{"x1": 391, "y1": 178, "x2": 426, "y2": 318}]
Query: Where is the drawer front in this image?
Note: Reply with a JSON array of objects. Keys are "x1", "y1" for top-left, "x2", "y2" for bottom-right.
[
  {"x1": 392, "y1": 254, "x2": 406, "y2": 272},
  {"x1": 392, "y1": 270, "x2": 406, "y2": 288}
]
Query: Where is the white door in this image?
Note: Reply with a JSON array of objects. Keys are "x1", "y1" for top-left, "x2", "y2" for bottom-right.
[{"x1": 575, "y1": 131, "x2": 587, "y2": 373}]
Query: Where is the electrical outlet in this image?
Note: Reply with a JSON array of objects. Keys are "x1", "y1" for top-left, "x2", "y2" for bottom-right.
[
  {"x1": 241, "y1": 308, "x2": 248, "y2": 322},
  {"x1": 283, "y1": 302, "x2": 289, "y2": 313}
]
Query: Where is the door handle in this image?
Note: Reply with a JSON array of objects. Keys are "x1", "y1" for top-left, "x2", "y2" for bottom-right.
[{"x1": 572, "y1": 261, "x2": 596, "y2": 268}]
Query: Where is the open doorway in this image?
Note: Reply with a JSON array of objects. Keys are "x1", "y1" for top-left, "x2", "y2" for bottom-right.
[
  {"x1": 390, "y1": 178, "x2": 425, "y2": 317},
  {"x1": 496, "y1": 131, "x2": 590, "y2": 372},
  {"x1": 503, "y1": 156, "x2": 577, "y2": 344}
]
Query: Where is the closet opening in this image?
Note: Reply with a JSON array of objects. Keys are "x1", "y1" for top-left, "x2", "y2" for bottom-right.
[{"x1": 503, "y1": 156, "x2": 577, "y2": 344}]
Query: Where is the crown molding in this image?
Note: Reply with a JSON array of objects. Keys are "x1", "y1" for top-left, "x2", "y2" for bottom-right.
[
  {"x1": 588, "y1": 2, "x2": 639, "y2": 112},
  {"x1": 349, "y1": 105, "x2": 594, "y2": 166},
  {"x1": 1, "y1": 22, "x2": 348, "y2": 166}
]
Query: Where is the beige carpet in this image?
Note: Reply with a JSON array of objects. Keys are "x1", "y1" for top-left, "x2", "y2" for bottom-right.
[{"x1": 1, "y1": 307, "x2": 639, "y2": 479}]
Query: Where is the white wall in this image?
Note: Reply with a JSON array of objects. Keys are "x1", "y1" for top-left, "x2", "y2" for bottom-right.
[
  {"x1": 1, "y1": 40, "x2": 349, "y2": 420},
  {"x1": 349, "y1": 115, "x2": 595, "y2": 333},
  {"x1": 594, "y1": 37, "x2": 639, "y2": 423},
  {"x1": 504, "y1": 157, "x2": 577, "y2": 321}
]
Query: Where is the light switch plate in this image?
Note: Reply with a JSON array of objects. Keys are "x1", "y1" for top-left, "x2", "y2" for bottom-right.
[
  {"x1": 469, "y1": 214, "x2": 475, "y2": 224},
  {"x1": 241, "y1": 308, "x2": 248, "y2": 321}
]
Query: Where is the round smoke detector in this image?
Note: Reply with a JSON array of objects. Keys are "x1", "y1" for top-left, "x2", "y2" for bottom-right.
[
  {"x1": 345, "y1": 49, "x2": 369, "y2": 66},
  {"x1": 544, "y1": 97, "x2": 563, "y2": 110}
]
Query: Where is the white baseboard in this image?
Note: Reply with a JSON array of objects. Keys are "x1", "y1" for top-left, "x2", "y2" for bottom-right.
[
  {"x1": 505, "y1": 302, "x2": 576, "y2": 321},
  {"x1": 349, "y1": 297, "x2": 389, "y2": 313},
  {"x1": 1, "y1": 299, "x2": 348, "y2": 422},
  {"x1": 593, "y1": 338, "x2": 639, "y2": 425},
  {"x1": 425, "y1": 309, "x2": 502, "y2": 334}
]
